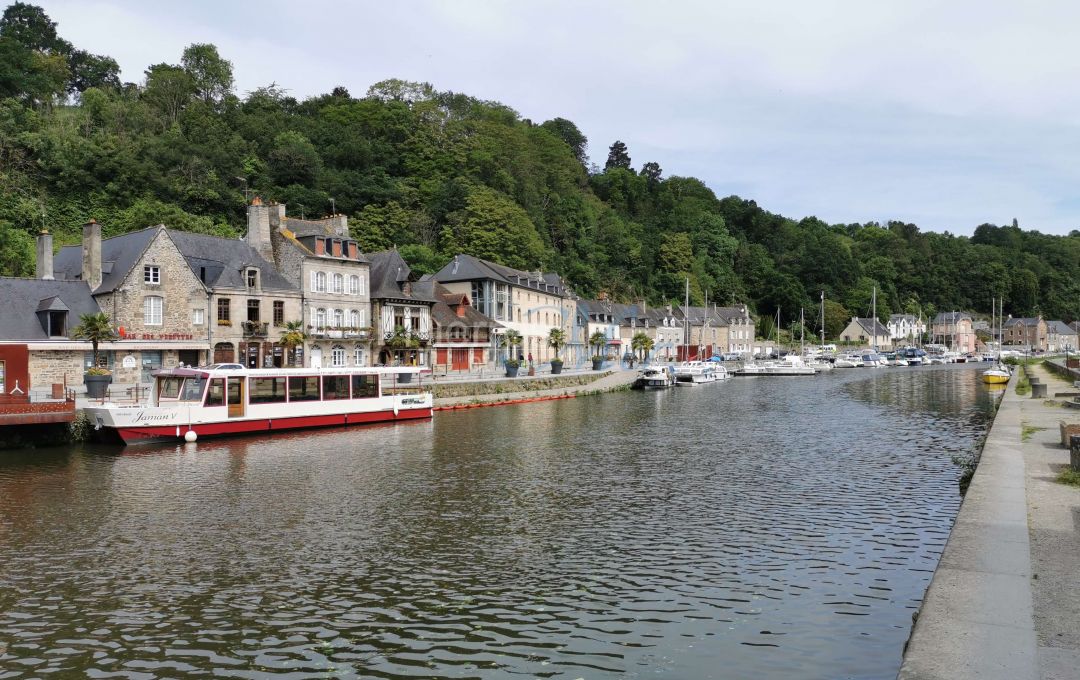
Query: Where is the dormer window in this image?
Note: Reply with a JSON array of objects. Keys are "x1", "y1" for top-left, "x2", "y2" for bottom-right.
[
  {"x1": 47, "y1": 311, "x2": 67, "y2": 337},
  {"x1": 246, "y1": 268, "x2": 259, "y2": 290},
  {"x1": 144, "y1": 265, "x2": 160, "y2": 284}
]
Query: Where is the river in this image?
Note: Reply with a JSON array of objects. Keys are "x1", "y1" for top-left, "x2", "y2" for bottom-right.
[{"x1": 0, "y1": 364, "x2": 998, "y2": 679}]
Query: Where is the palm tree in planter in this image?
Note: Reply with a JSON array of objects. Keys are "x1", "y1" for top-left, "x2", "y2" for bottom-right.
[
  {"x1": 503, "y1": 329, "x2": 523, "y2": 377},
  {"x1": 72, "y1": 312, "x2": 118, "y2": 398},
  {"x1": 548, "y1": 327, "x2": 566, "y2": 374},
  {"x1": 589, "y1": 330, "x2": 609, "y2": 370},
  {"x1": 631, "y1": 331, "x2": 654, "y2": 364},
  {"x1": 279, "y1": 320, "x2": 307, "y2": 367}
]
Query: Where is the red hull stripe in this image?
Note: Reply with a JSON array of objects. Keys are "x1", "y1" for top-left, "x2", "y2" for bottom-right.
[{"x1": 114, "y1": 408, "x2": 432, "y2": 443}]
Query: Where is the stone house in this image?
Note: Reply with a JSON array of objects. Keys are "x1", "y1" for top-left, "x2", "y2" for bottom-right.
[
  {"x1": 1045, "y1": 320, "x2": 1076, "y2": 353},
  {"x1": 245, "y1": 199, "x2": 372, "y2": 368},
  {"x1": 931, "y1": 312, "x2": 976, "y2": 353},
  {"x1": 434, "y1": 254, "x2": 575, "y2": 365},
  {"x1": 839, "y1": 317, "x2": 893, "y2": 350},
  {"x1": 368, "y1": 250, "x2": 437, "y2": 367},
  {"x1": 887, "y1": 314, "x2": 926, "y2": 343},
  {"x1": 1003, "y1": 316, "x2": 1048, "y2": 351},
  {"x1": 53, "y1": 222, "x2": 212, "y2": 383}
]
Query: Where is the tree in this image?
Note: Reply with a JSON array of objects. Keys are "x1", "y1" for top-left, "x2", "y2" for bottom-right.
[
  {"x1": 71, "y1": 312, "x2": 117, "y2": 369},
  {"x1": 631, "y1": 331, "x2": 654, "y2": 362},
  {"x1": 639, "y1": 161, "x2": 662, "y2": 184},
  {"x1": 547, "y1": 327, "x2": 566, "y2": 362},
  {"x1": 604, "y1": 140, "x2": 631, "y2": 171},
  {"x1": 278, "y1": 320, "x2": 307, "y2": 366},
  {"x1": 142, "y1": 63, "x2": 195, "y2": 127},
  {"x1": 181, "y1": 43, "x2": 233, "y2": 105},
  {"x1": 0, "y1": 3, "x2": 70, "y2": 55},
  {"x1": 268, "y1": 130, "x2": 322, "y2": 186},
  {"x1": 503, "y1": 329, "x2": 522, "y2": 363},
  {"x1": 589, "y1": 330, "x2": 608, "y2": 359},
  {"x1": 540, "y1": 117, "x2": 587, "y2": 164},
  {"x1": 68, "y1": 49, "x2": 120, "y2": 94}
]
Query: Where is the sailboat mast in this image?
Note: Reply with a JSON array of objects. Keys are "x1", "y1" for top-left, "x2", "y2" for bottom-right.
[
  {"x1": 820, "y1": 291, "x2": 825, "y2": 347},
  {"x1": 800, "y1": 307, "x2": 805, "y2": 356},
  {"x1": 872, "y1": 286, "x2": 877, "y2": 352},
  {"x1": 684, "y1": 276, "x2": 689, "y2": 353}
]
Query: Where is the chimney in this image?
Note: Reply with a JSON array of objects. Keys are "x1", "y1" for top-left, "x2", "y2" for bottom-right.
[
  {"x1": 639, "y1": 299, "x2": 647, "y2": 313},
  {"x1": 246, "y1": 197, "x2": 274, "y2": 263},
  {"x1": 36, "y1": 230, "x2": 54, "y2": 280},
  {"x1": 268, "y1": 202, "x2": 286, "y2": 229},
  {"x1": 82, "y1": 219, "x2": 101, "y2": 290},
  {"x1": 331, "y1": 214, "x2": 348, "y2": 237}
]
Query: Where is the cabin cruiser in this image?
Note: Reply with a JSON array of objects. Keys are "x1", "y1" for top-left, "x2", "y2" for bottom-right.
[
  {"x1": 635, "y1": 365, "x2": 676, "y2": 389},
  {"x1": 734, "y1": 354, "x2": 815, "y2": 376},
  {"x1": 673, "y1": 361, "x2": 727, "y2": 384}
]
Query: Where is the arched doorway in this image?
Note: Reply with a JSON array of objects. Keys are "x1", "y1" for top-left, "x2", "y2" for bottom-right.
[
  {"x1": 213, "y1": 342, "x2": 235, "y2": 363},
  {"x1": 310, "y1": 346, "x2": 323, "y2": 368}
]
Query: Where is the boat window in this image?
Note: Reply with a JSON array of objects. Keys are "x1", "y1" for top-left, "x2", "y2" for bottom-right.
[
  {"x1": 351, "y1": 374, "x2": 379, "y2": 398},
  {"x1": 180, "y1": 377, "x2": 206, "y2": 401},
  {"x1": 158, "y1": 377, "x2": 183, "y2": 399},
  {"x1": 250, "y1": 377, "x2": 287, "y2": 404},
  {"x1": 204, "y1": 378, "x2": 225, "y2": 407},
  {"x1": 288, "y1": 376, "x2": 320, "y2": 401},
  {"x1": 322, "y1": 375, "x2": 350, "y2": 400}
]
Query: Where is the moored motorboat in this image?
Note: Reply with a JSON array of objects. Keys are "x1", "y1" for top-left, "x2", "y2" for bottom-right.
[
  {"x1": 674, "y1": 361, "x2": 720, "y2": 385},
  {"x1": 83, "y1": 364, "x2": 432, "y2": 444},
  {"x1": 635, "y1": 365, "x2": 676, "y2": 389},
  {"x1": 733, "y1": 354, "x2": 815, "y2": 376},
  {"x1": 982, "y1": 364, "x2": 1011, "y2": 384}
]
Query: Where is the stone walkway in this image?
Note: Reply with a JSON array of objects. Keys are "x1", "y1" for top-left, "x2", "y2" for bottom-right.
[
  {"x1": 433, "y1": 369, "x2": 639, "y2": 408},
  {"x1": 898, "y1": 363, "x2": 1080, "y2": 680}
]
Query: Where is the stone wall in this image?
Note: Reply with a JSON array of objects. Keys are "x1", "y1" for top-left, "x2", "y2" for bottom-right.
[
  {"x1": 28, "y1": 350, "x2": 84, "y2": 390},
  {"x1": 431, "y1": 371, "x2": 609, "y2": 398}
]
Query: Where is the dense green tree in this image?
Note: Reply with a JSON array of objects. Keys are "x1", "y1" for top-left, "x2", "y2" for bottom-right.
[
  {"x1": 539, "y1": 117, "x2": 587, "y2": 165},
  {"x1": 604, "y1": 140, "x2": 631, "y2": 171}
]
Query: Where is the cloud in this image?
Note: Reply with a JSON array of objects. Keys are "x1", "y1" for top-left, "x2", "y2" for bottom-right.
[{"x1": 38, "y1": 0, "x2": 1080, "y2": 235}]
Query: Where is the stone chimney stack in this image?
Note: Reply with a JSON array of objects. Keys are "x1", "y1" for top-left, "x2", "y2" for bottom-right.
[
  {"x1": 36, "y1": 230, "x2": 54, "y2": 280},
  {"x1": 268, "y1": 202, "x2": 286, "y2": 230},
  {"x1": 82, "y1": 219, "x2": 101, "y2": 290},
  {"x1": 330, "y1": 214, "x2": 348, "y2": 238},
  {"x1": 246, "y1": 197, "x2": 274, "y2": 263},
  {"x1": 639, "y1": 299, "x2": 647, "y2": 313}
]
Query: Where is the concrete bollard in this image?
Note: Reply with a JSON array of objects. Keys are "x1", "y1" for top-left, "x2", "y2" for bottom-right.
[
  {"x1": 1071, "y1": 435, "x2": 1080, "y2": 472},
  {"x1": 1029, "y1": 376, "x2": 1041, "y2": 386},
  {"x1": 1031, "y1": 383, "x2": 1047, "y2": 398}
]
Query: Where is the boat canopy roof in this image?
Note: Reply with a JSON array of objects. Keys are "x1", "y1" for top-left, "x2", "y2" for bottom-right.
[{"x1": 151, "y1": 365, "x2": 430, "y2": 379}]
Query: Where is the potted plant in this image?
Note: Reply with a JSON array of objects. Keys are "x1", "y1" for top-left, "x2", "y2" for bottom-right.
[
  {"x1": 504, "y1": 329, "x2": 523, "y2": 377},
  {"x1": 589, "y1": 330, "x2": 608, "y2": 370},
  {"x1": 548, "y1": 327, "x2": 566, "y2": 375},
  {"x1": 278, "y1": 320, "x2": 307, "y2": 367},
  {"x1": 72, "y1": 312, "x2": 117, "y2": 398}
]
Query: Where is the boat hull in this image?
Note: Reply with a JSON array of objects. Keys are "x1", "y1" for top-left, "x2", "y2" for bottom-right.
[
  {"x1": 109, "y1": 407, "x2": 433, "y2": 444},
  {"x1": 981, "y1": 371, "x2": 1010, "y2": 385}
]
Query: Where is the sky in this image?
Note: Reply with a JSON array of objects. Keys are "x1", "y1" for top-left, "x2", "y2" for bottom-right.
[{"x1": 35, "y1": 0, "x2": 1080, "y2": 236}]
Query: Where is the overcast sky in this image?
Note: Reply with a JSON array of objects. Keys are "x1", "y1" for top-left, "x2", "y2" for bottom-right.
[{"x1": 37, "y1": 0, "x2": 1080, "y2": 236}]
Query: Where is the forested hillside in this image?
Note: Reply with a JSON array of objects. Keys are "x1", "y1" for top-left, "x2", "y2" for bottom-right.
[{"x1": 2, "y1": 3, "x2": 1078, "y2": 335}]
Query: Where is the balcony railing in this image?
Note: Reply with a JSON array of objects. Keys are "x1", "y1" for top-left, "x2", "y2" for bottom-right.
[{"x1": 242, "y1": 321, "x2": 269, "y2": 338}]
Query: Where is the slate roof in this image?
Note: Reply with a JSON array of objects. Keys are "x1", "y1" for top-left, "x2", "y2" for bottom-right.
[
  {"x1": 368, "y1": 250, "x2": 437, "y2": 303},
  {"x1": 889, "y1": 314, "x2": 918, "y2": 323},
  {"x1": 1003, "y1": 317, "x2": 1042, "y2": 328},
  {"x1": 167, "y1": 230, "x2": 297, "y2": 292},
  {"x1": 1046, "y1": 320, "x2": 1076, "y2": 335},
  {"x1": 54, "y1": 225, "x2": 158, "y2": 293},
  {"x1": 852, "y1": 317, "x2": 889, "y2": 336},
  {"x1": 0, "y1": 278, "x2": 101, "y2": 340},
  {"x1": 434, "y1": 254, "x2": 571, "y2": 296},
  {"x1": 55, "y1": 225, "x2": 297, "y2": 294},
  {"x1": 934, "y1": 311, "x2": 972, "y2": 324},
  {"x1": 1070, "y1": 321, "x2": 1080, "y2": 333}
]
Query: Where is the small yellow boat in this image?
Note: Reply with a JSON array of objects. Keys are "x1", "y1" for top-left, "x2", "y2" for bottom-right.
[{"x1": 982, "y1": 365, "x2": 1010, "y2": 384}]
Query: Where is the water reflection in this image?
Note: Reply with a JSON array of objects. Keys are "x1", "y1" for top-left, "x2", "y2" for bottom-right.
[{"x1": 0, "y1": 365, "x2": 995, "y2": 678}]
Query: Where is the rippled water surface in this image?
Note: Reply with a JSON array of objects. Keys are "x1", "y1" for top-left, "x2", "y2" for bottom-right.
[{"x1": 0, "y1": 365, "x2": 997, "y2": 679}]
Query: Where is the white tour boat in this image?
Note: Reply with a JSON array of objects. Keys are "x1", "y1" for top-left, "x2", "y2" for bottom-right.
[
  {"x1": 733, "y1": 354, "x2": 815, "y2": 376},
  {"x1": 83, "y1": 364, "x2": 433, "y2": 444}
]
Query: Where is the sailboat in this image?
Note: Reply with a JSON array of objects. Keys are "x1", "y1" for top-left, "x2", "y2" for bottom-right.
[{"x1": 982, "y1": 296, "x2": 1010, "y2": 385}]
